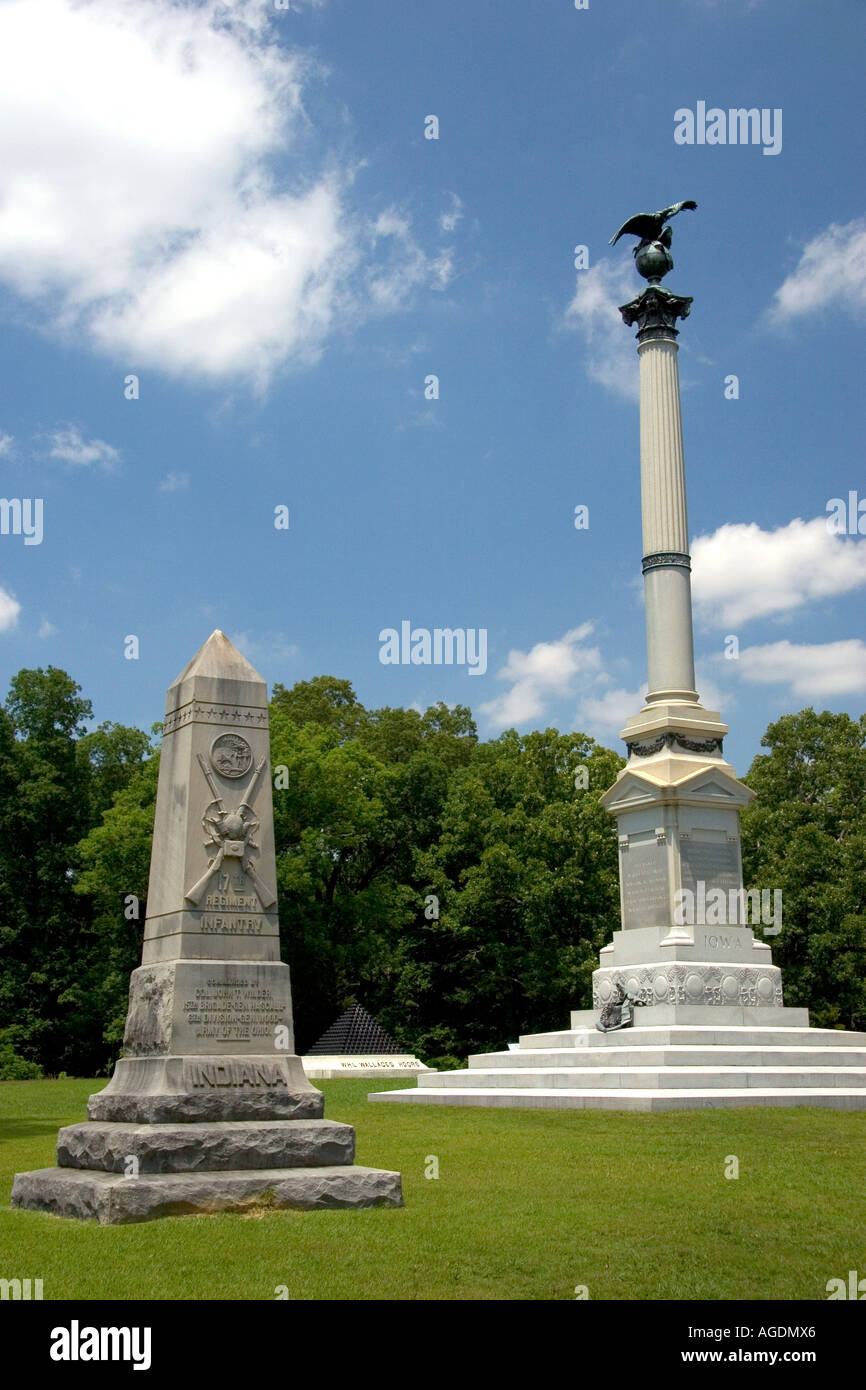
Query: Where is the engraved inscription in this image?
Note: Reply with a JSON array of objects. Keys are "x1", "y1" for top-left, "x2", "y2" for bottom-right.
[
  {"x1": 680, "y1": 839, "x2": 739, "y2": 896},
  {"x1": 182, "y1": 977, "x2": 285, "y2": 1043},
  {"x1": 186, "y1": 1062, "x2": 288, "y2": 1089},
  {"x1": 201, "y1": 916, "x2": 264, "y2": 935},
  {"x1": 204, "y1": 892, "x2": 259, "y2": 910},
  {"x1": 620, "y1": 839, "x2": 669, "y2": 928},
  {"x1": 334, "y1": 1059, "x2": 423, "y2": 1070}
]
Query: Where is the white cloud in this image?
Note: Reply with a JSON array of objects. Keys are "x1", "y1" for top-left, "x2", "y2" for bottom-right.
[
  {"x1": 481, "y1": 624, "x2": 602, "y2": 728},
  {"x1": 693, "y1": 0, "x2": 762, "y2": 9},
  {"x1": 574, "y1": 683, "x2": 646, "y2": 738},
  {"x1": 48, "y1": 426, "x2": 119, "y2": 469},
  {"x1": 735, "y1": 639, "x2": 866, "y2": 698},
  {"x1": 691, "y1": 516, "x2": 866, "y2": 626},
  {"x1": 0, "y1": 0, "x2": 448, "y2": 388},
  {"x1": 563, "y1": 258, "x2": 639, "y2": 400},
  {"x1": 439, "y1": 193, "x2": 463, "y2": 235},
  {"x1": 693, "y1": 663, "x2": 731, "y2": 717},
  {"x1": 395, "y1": 408, "x2": 444, "y2": 432},
  {"x1": 573, "y1": 661, "x2": 733, "y2": 740},
  {"x1": 38, "y1": 618, "x2": 58, "y2": 638},
  {"x1": 768, "y1": 218, "x2": 866, "y2": 325},
  {"x1": 479, "y1": 626, "x2": 737, "y2": 740},
  {"x1": 0, "y1": 587, "x2": 21, "y2": 632},
  {"x1": 365, "y1": 210, "x2": 455, "y2": 312},
  {"x1": 0, "y1": 432, "x2": 13, "y2": 456},
  {"x1": 159, "y1": 472, "x2": 189, "y2": 492}
]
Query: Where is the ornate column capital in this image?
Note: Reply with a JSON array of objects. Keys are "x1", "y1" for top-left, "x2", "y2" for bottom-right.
[{"x1": 619, "y1": 286, "x2": 693, "y2": 343}]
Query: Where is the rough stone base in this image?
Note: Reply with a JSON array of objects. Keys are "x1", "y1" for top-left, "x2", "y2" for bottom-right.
[
  {"x1": 14, "y1": 1053, "x2": 404, "y2": 1223},
  {"x1": 57, "y1": 1119, "x2": 354, "y2": 1173},
  {"x1": 11, "y1": 1165, "x2": 403, "y2": 1224},
  {"x1": 88, "y1": 1054, "x2": 323, "y2": 1123}
]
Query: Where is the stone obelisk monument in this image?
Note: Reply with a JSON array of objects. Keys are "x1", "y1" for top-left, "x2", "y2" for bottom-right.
[{"x1": 13, "y1": 631, "x2": 402, "y2": 1221}]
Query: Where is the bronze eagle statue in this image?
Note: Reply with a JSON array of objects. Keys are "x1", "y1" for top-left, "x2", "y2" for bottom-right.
[{"x1": 610, "y1": 200, "x2": 698, "y2": 249}]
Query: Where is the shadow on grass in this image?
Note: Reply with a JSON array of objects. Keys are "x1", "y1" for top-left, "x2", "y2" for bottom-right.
[{"x1": 0, "y1": 1121, "x2": 64, "y2": 1141}]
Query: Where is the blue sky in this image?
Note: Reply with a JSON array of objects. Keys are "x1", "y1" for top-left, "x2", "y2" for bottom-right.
[{"x1": 0, "y1": 0, "x2": 863, "y2": 776}]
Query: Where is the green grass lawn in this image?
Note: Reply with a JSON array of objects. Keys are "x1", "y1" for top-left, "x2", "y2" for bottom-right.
[{"x1": 1, "y1": 1077, "x2": 864, "y2": 1300}]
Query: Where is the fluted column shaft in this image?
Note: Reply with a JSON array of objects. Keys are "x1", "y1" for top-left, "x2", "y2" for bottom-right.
[
  {"x1": 639, "y1": 338, "x2": 688, "y2": 554},
  {"x1": 637, "y1": 334, "x2": 698, "y2": 704}
]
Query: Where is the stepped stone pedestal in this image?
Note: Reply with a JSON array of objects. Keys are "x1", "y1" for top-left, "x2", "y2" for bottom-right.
[
  {"x1": 12, "y1": 632, "x2": 402, "y2": 1222},
  {"x1": 370, "y1": 1010, "x2": 866, "y2": 1111},
  {"x1": 370, "y1": 214, "x2": 866, "y2": 1114}
]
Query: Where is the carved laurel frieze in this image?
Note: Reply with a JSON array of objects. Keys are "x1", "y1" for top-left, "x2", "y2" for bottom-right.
[{"x1": 593, "y1": 963, "x2": 783, "y2": 1010}]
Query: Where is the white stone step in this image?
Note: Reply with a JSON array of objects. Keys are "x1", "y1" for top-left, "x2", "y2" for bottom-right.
[
  {"x1": 571, "y1": 1005, "x2": 811, "y2": 1028},
  {"x1": 418, "y1": 1067, "x2": 866, "y2": 1091},
  {"x1": 369, "y1": 1087, "x2": 866, "y2": 1111},
  {"x1": 370, "y1": 1019, "x2": 866, "y2": 1111},
  {"x1": 520, "y1": 1026, "x2": 866, "y2": 1050},
  {"x1": 469, "y1": 1046, "x2": 866, "y2": 1069}
]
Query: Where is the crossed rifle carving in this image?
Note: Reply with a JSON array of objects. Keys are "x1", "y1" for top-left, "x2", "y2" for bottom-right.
[{"x1": 184, "y1": 752, "x2": 276, "y2": 911}]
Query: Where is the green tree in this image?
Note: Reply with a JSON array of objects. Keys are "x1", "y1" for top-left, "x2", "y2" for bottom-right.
[
  {"x1": 78, "y1": 721, "x2": 152, "y2": 821},
  {"x1": 270, "y1": 676, "x2": 367, "y2": 743},
  {"x1": 74, "y1": 746, "x2": 159, "y2": 1049},
  {"x1": 0, "y1": 668, "x2": 152, "y2": 1072},
  {"x1": 402, "y1": 729, "x2": 624, "y2": 1060},
  {"x1": 268, "y1": 686, "x2": 477, "y2": 1050},
  {"x1": 0, "y1": 669, "x2": 95, "y2": 1070},
  {"x1": 741, "y1": 708, "x2": 866, "y2": 1030}
]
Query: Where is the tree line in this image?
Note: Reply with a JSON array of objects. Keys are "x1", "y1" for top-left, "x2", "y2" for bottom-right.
[{"x1": 0, "y1": 666, "x2": 863, "y2": 1077}]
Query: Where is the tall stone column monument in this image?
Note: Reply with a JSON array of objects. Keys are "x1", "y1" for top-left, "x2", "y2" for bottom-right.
[
  {"x1": 13, "y1": 631, "x2": 402, "y2": 1221},
  {"x1": 371, "y1": 202, "x2": 866, "y2": 1110},
  {"x1": 594, "y1": 199, "x2": 778, "y2": 1014}
]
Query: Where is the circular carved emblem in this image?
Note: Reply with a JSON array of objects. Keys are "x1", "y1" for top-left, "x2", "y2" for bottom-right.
[{"x1": 210, "y1": 733, "x2": 253, "y2": 779}]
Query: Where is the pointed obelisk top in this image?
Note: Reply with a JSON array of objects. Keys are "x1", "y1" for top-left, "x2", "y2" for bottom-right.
[
  {"x1": 166, "y1": 629, "x2": 267, "y2": 714},
  {"x1": 171, "y1": 629, "x2": 265, "y2": 689}
]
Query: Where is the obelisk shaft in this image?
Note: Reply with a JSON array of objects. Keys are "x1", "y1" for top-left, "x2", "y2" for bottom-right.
[{"x1": 143, "y1": 631, "x2": 279, "y2": 964}]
